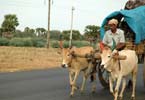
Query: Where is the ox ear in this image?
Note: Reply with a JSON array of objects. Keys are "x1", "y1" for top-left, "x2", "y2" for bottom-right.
[
  {"x1": 70, "y1": 47, "x2": 75, "y2": 54},
  {"x1": 113, "y1": 55, "x2": 127, "y2": 60}
]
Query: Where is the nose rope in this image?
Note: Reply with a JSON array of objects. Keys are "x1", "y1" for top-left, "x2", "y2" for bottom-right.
[{"x1": 118, "y1": 60, "x2": 121, "y2": 71}]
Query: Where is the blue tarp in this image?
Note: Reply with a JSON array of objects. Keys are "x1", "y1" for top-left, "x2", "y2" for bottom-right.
[{"x1": 100, "y1": 6, "x2": 145, "y2": 44}]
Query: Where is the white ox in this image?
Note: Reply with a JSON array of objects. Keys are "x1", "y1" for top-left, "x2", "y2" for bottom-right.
[
  {"x1": 59, "y1": 46, "x2": 96, "y2": 96},
  {"x1": 100, "y1": 47, "x2": 138, "y2": 100}
]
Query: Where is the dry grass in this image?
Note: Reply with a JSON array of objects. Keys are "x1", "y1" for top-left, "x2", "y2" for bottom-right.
[{"x1": 0, "y1": 46, "x2": 62, "y2": 72}]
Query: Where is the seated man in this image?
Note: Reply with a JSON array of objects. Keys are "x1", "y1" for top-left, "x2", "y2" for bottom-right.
[
  {"x1": 102, "y1": 19, "x2": 132, "y2": 88},
  {"x1": 102, "y1": 18, "x2": 126, "y2": 52}
]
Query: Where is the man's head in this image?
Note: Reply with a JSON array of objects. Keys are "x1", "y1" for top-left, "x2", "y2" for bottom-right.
[
  {"x1": 108, "y1": 19, "x2": 118, "y2": 26},
  {"x1": 108, "y1": 19, "x2": 118, "y2": 32}
]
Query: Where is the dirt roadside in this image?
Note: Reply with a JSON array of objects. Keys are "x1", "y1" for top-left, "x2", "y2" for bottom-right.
[{"x1": 0, "y1": 46, "x2": 62, "y2": 72}]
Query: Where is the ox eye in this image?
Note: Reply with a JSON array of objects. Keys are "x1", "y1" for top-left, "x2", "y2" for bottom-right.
[{"x1": 108, "y1": 56, "x2": 111, "y2": 58}]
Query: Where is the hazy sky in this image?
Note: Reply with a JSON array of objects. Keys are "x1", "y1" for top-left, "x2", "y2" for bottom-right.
[{"x1": 0, "y1": 0, "x2": 127, "y2": 33}]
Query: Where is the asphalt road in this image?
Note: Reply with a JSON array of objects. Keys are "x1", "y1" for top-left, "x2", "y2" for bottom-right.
[{"x1": 0, "y1": 64, "x2": 145, "y2": 100}]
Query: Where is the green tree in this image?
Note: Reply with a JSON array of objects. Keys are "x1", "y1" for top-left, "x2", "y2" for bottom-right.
[
  {"x1": 1, "y1": 14, "x2": 19, "y2": 38},
  {"x1": 1, "y1": 14, "x2": 19, "y2": 32},
  {"x1": 62, "y1": 30, "x2": 82, "y2": 40},
  {"x1": 23, "y1": 27, "x2": 36, "y2": 37},
  {"x1": 13, "y1": 29, "x2": 23, "y2": 37},
  {"x1": 50, "y1": 30, "x2": 61, "y2": 40},
  {"x1": 36, "y1": 28, "x2": 47, "y2": 38},
  {"x1": 0, "y1": 28, "x2": 2, "y2": 37},
  {"x1": 84, "y1": 25, "x2": 100, "y2": 42}
]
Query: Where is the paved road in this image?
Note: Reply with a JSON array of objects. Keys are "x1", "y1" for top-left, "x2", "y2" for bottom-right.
[{"x1": 0, "y1": 64, "x2": 145, "y2": 100}]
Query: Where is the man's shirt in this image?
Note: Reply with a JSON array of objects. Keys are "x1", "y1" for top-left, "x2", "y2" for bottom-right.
[{"x1": 103, "y1": 29, "x2": 125, "y2": 47}]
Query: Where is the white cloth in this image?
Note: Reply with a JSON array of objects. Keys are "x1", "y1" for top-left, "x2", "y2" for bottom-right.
[{"x1": 103, "y1": 29, "x2": 125, "y2": 47}]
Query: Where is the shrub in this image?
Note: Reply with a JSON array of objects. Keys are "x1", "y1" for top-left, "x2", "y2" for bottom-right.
[
  {"x1": 31, "y1": 38, "x2": 46, "y2": 47},
  {"x1": 50, "y1": 40, "x2": 59, "y2": 48},
  {"x1": 0, "y1": 38, "x2": 9, "y2": 46},
  {"x1": 50, "y1": 40, "x2": 90, "y2": 48},
  {"x1": 72, "y1": 41, "x2": 90, "y2": 47},
  {"x1": 9, "y1": 38, "x2": 33, "y2": 47}
]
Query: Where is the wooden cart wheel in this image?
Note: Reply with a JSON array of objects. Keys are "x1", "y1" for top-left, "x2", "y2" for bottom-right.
[{"x1": 97, "y1": 60, "x2": 109, "y2": 89}]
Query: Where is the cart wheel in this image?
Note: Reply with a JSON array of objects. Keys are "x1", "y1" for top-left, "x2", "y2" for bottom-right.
[{"x1": 97, "y1": 60, "x2": 109, "y2": 89}]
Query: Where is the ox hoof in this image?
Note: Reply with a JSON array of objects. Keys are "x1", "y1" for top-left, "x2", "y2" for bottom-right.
[
  {"x1": 131, "y1": 97, "x2": 135, "y2": 100},
  {"x1": 91, "y1": 86, "x2": 96, "y2": 93},
  {"x1": 110, "y1": 92, "x2": 115, "y2": 97},
  {"x1": 91, "y1": 90, "x2": 96, "y2": 94},
  {"x1": 80, "y1": 90, "x2": 84, "y2": 94},
  {"x1": 70, "y1": 94, "x2": 74, "y2": 97},
  {"x1": 75, "y1": 86, "x2": 79, "y2": 90},
  {"x1": 80, "y1": 89, "x2": 83, "y2": 93},
  {"x1": 118, "y1": 96, "x2": 123, "y2": 100},
  {"x1": 91, "y1": 89, "x2": 96, "y2": 94}
]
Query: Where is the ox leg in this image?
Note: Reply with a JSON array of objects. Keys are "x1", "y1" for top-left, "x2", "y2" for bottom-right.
[
  {"x1": 114, "y1": 75, "x2": 122, "y2": 100},
  {"x1": 69, "y1": 71, "x2": 74, "y2": 87},
  {"x1": 80, "y1": 72, "x2": 87, "y2": 93},
  {"x1": 109, "y1": 76, "x2": 114, "y2": 95},
  {"x1": 70, "y1": 71, "x2": 80, "y2": 97},
  {"x1": 91, "y1": 72, "x2": 97, "y2": 93},
  {"x1": 119, "y1": 78, "x2": 126, "y2": 99},
  {"x1": 80, "y1": 71, "x2": 96, "y2": 93},
  {"x1": 87, "y1": 62, "x2": 96, "y2": 93},
  {"x1": 131, "y1": 67, "x2": 137, "y2": 99}
]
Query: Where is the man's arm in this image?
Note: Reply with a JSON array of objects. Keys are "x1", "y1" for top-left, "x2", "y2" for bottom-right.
[
  {"x1": 116, "y1": 43, "x2": 126, "y2": 51},
  {"x1": 116, "y1": 29, "x2": 126, "y2": 51}
]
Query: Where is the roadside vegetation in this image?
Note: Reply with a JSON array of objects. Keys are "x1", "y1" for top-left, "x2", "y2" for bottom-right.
[
  {"x1": 0, "y1": 14, "x2": 100, "y2": 72},
  {"x1": 0, "y1": 14, "x2": 144, "y2": 72}
]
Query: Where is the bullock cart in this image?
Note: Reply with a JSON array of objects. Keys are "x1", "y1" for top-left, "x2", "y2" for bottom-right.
[
  {"x1": 71, "y1": 0, "x2": 145, "y2": 89},
  {"x1": 74, "y1": 4, "x2": 145, "y2": 88},
  {"x1": 99, "y1": 4, "x2": 145, "y2": 88}
]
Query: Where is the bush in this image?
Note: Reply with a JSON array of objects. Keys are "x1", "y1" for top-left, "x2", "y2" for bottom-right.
[
  {"x1": 31, "y1": 38, "x2": 46, "y2": 47},
  {"x1": 9, "y1": 38, "x2": 33, "y2": 47},
  {"x1": 0, "y1": 38, "x2": 9, "y2": 46},
  {"x1": 50, "y1": 40, "x2": 90, "y2": 48},
  {"x1": 72, "y1": 41, "x2": 90, "y2": 47},
  {"x1": 50, "y1": 40, "x2": 59, "y2": 48},
  {"x1": 50, "y1": 40, "x2": 70, "y2": 48}
]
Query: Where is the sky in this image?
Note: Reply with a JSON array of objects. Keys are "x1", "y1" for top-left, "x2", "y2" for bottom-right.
[{"x1": 0, "y1": 0, "x2": 127, "y2": 33}]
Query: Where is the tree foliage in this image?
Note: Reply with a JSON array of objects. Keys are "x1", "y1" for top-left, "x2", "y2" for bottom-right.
[
  {"x1": 36, "y1": 28, "x2": 47, "y2": 37},
  {"x1": 84, "y1": 25, "x2": 100, "y2": 40},
  {"x1": 13, "y1": 27, "x2": 36, "y2": 38},
  {"x1": 1, "y1": 14, "x2": 19, "y2": 33},
  {"x1": 62, "y1": 30, "x2": 82, "y2": 40},
  {"x1": 50, "y1": 30, "x2": 61, "y2": 40}
]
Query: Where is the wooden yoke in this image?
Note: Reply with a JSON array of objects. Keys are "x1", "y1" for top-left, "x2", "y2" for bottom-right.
[
  {"x1": 113, "y1": 55, "x2": 127, "y2": 60},
  {"x1": 73, "y1": 50, "x2": 101, "y2": 60}
]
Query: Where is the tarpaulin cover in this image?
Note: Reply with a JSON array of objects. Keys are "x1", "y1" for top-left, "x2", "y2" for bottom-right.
[{"x1": 100, "y1": 6, "x2": 145, "y2": 44}]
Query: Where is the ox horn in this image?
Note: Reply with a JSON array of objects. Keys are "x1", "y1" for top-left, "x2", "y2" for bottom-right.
[
  {"x1": 59, "y1": 40, "x2": 63, "y2": 49},
  {"x1": 58, "y1": 33, "x2": 63, "y2": 49},
  {"x1": 100, "y1": 41, "x2": 104, "y2": 52}
]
